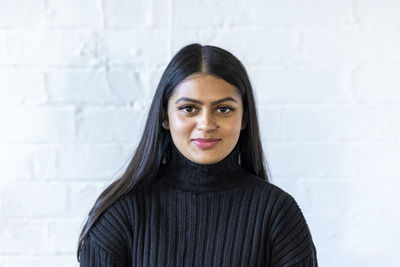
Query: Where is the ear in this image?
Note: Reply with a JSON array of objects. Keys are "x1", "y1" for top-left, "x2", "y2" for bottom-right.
[
  {"x1": 241, "y1": 111, "x2": 248, "y2": 130},
  {"x1": 162, "y1": 120, "x2": 170, "y2": 130},
  {"x1": 161, "y1": 111, "x2": 170, "y2": 130}
]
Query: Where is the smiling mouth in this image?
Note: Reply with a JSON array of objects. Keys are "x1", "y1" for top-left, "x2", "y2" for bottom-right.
[{"x1": 192, "y1": 138, "x2": 221, "y2": 149}]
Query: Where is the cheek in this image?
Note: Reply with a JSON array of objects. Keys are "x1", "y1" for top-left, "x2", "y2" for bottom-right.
[{"x1": 168, "y1": 114, "x2": 193, "y2": 135}]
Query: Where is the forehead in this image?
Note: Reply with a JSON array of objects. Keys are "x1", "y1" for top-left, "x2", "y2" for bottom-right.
[{"x1": 169, "y1": 74, "x2": 242, "y2": 102}]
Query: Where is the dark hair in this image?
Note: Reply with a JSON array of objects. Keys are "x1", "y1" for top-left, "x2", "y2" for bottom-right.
[{"x1": 77, "y1": 43, "x2": 270, "y2": 260}]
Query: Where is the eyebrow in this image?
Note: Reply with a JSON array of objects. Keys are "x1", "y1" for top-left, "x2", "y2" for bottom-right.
[{"x1": 175, "y1": 97, "x2": 238, "y2": 105}]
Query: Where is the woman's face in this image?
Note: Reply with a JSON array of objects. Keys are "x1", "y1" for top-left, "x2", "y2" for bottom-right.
[{"x1": 164, "y1": 74, "x2": 246, "y2": 165}]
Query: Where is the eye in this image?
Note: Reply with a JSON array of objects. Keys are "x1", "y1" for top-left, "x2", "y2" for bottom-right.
[
  {"x1": 178, "y1": 105, "x2": 197, "y2": 113},
  {"x1": 217, "y1": 106, "x2": 235, "y2": 114}
]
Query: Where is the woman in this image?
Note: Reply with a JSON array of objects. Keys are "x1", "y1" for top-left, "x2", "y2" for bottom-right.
[{"x1": 77, "y1": 43, "x2": 318, "y2": 266}]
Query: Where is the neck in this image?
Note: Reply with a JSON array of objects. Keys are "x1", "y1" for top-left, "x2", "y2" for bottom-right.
[{"x1": 162, "y1": 144, "x2": 246, "y2": 193}]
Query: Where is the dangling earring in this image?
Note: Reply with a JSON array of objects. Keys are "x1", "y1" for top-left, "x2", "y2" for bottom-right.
[
  {"x1": 235, "y1": 144, "x2": 241, "y2": 165},
  {"x1": 162, "y1": 120, "x2": 169, "y2": 129}
]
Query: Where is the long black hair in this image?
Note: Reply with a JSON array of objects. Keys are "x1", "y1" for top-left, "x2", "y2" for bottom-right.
[{"x1": 77, "y1": 43, "x2": 270, "y2": 260}]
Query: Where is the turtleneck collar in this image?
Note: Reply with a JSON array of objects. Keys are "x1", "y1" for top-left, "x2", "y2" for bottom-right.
[{"x1": 162, "y1": 144, "x2": 247, "y2": 193}]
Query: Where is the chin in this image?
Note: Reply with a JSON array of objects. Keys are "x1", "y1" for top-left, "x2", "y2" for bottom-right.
[{"x1": 194, "y1": 156, "x2": 221, "y2": 165}]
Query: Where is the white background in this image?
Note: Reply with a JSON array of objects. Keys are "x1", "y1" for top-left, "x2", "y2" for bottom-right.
[{"x1": 0, "y1": 0, "x2": 400, "y2": 266}]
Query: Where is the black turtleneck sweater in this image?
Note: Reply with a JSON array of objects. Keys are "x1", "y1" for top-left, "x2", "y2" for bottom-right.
[{"x1": 80, "y1": 145, "x2": 317, "y2": 266}]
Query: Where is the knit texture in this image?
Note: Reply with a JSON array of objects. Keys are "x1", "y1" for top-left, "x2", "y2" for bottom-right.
[{"x1": 80, "y1": 145, "x2": 317, "y2": 266}]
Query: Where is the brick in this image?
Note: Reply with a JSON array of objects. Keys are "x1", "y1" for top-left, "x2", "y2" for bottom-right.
[
  {"x1": 0, "y1": 183, "x2": 67, "y2": 217},
  {"x1": 267, "y1": 143, "x2": 400, "y2": 178},
  {"x1": 172, "y1": 0, "x2": 236, "y2": 28},
  {"x1": 104, "y1": 30, "x2": 169, "y2": 67},
  {"x1": 276, "y1": 179, "x2": 400, "y2": 215},
  {"x1": 280, "y1": 106, "x2": 382, "y2": 142},
  {"x1": 381, "y1": 108, "x2": 400, "y2": 140},
  {"x1": 0, "y1": 219, "x2": 50, "y2": 253},
  {"x1": 256, "y1": 106, "x2": 280, "y2": 143},
  {"x1": 47, "y1": 218, "x2": 84, "y2": 253},
  {"x1": 76, "y1": 107, "x2": 146, "y2": 142},
  {"x1": 355, "y1": 0, "x2": 400, "y2": 28},
  {"x1": 170, "y1": 30, "x2": 199, "y2": 55},
  {"x1": 0, "y1": 0, "x2": 46, "y2": 28},
  {"x1": 172, "y1": 0, "x2": 354, "y2": 28},
  {"x1": 104, "y1": 0, "x2": 168, "y2": 28},
  {"x1": 0, "y1": 256, "x2": 76, "y2": 267},
  {"x1": 305, "y1": 214, "x2": 400, "y2": 266},
  {"x1": 143, "y1": 68, "x2": 165, "y2": 103},
  {"x1": 198, "y1": 28, "x2": 299, "y2": 64},
  {"x1": 302, "y1": 29, "x2": 400, "y2": 64},
  {"x1": 66, "y1": 182, "x2": 107, "y2": 217},
  {"x1": 349, "y1": 212, "x2": 400, "y2": 250},
  {"x1": 0, "y1": 145, "x2": 56, "y2": 180},
  {"x1": 354, "y1": 66, "x2": 400, "y2": 103},
  {"x1": 0, "y1": 107, "x2": 74, "y2": 143},
  {"x1": 0, "y1": 71, "x2": 46, "y2": 104},
  {"x1": 231, "y1": 0, "x2": 355, "y2": 27},
  {"x1": 4, "y1": 30, "x2": 99, "y2": 67},
  {"x1": 47, "y1": 71, "x2": 145, "y2": 104},
  {"x1": 54, "y1": 144, "x2": 130, "y2": 179},
  {"x1": 0, "y1": 31, "x2": 7, "y2": 64},
  {"x1": 249, "y1": 67, "x2": 349, "y2": 103},
  {"x1": 46, "y1": 0, "x2": 102, "y2": 28}
]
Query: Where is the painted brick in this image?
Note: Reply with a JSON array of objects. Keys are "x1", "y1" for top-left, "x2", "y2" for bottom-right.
[
  {"x1": 268, "y1": 143, "x2": 400, "y2": 178},
  {"x1": 232, "y1": 0, "x2": 355, "y2": 26},
  {"x1": 354, "y1": 66, "x2": 400, "y2": 103},
  {"x1": 276, "y1": 179, "x2": 400, "y2": 215},
  {"x1": 198, "y1": 28, "x2": 299, "y2": 64},
  {"x1": 54, "y1": 144, "x2": 130, "y2": 180},
  {"x1": 381, "y1": 108, "x2": 400, "y2": 140},
  {"x1": 47, "y1": 218, "x2": 84, "y2": 253},
  {"x1": 46, "y1": 0, "x2": 102, "y2": 28},
  {"x1": 0, "y1": 31, "x2": 7, "y2": 64},
  {"x1": 0, "y1": 183, "x2": 67, "y2": 217},
  {"x1": 0, "y1": 256, "x2": 76, "y2": 267},
  {"x1": 257, "y1": 106, "x2": 280, "y2": 143},
  {"x1": 172, "y1": 0, "x2": 243, "y2": 28},
  {"x1": 66, "y1": 182, "x2": 108, "y2": 217},
  {"x1": 0, "y1": 219, "x2": 51, "y2": 253},
  {"x1": 0, "y1": 71, "x2": 46, "y2": 104},
  {"x1": 250, "y1": 67, "x2": 349, "y2": 103},
  {"x1": 355, "y1": 0, "x2": 400, "y2": 28},
  {"x1": 3, "y1": 30, "x2": 99, "y2": 67},
  {"x1": 302, "y1": 29, "x2": 400, "y2": 64},
  {"x1": 280, "y1": 107, "x2": 382, "y2": 142},
  {"x1": 76, "y1": 107, "x2": 146, "y2": 142},
  {"x1": 104, "y1": 0, "x2": 168, "y2": 28},
  {"x1": 0, "y1": 107, "x2": 74, "y2": 143},
  {"x1": 104, "y1": 30, "x2": 169, "y2": 67},
  {"x1": 0, "y1": 0, "x2": 46, "y2": 28},
  {"x1": 46, "y1": 71, "x2": 145, "y2": 103},
  {"x1": 0, "y1": 145, "x2": 56, "y2": 180}
]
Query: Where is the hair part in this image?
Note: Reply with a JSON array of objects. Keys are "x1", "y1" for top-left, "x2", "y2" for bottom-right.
[{"x1": 77, "y1": 43, "x2": 270, "y2": 261}]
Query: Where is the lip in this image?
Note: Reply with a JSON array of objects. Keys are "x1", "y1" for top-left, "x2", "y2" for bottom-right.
[{"x1": 192, "y1": 138, "x2": 221, "y2": 149}]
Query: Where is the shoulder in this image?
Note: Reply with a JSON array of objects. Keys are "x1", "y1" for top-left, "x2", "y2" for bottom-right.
[
  {"x1": 241, "y1": 170, "x2": 297, "y2": 203},
  {"x1": 241, "y1": 172, "x2": 317, "y2": 265}
]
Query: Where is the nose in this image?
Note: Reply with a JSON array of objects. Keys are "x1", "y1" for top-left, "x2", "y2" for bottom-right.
[{"x1": 197, "y1": 110, "x2": 218, "y2": 132}]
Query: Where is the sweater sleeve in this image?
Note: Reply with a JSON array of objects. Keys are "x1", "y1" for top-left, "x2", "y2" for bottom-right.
[
  {"x1": 269, "y1": 191, "x2": 318, "y2": 267},
  {"x1": 79, "y1": 198, "x2": 133, "y2": 267},
  {"x1": 80, "y1": 236, "x2": 126, "y2": 267}
]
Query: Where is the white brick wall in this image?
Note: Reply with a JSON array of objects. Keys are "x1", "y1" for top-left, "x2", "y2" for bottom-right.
[{"x1": 0, "y1": 0, "x2": 399, "y2": 266}]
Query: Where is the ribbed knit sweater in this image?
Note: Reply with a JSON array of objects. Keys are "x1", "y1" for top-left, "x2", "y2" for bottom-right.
[{"x1": 80, "y1": 145, "x2": 317, "y2": 266}]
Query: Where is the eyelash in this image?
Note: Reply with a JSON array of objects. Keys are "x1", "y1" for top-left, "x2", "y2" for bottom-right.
[{"x1": 178, "y1": 105, "x2": 235, "y2": 114}]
